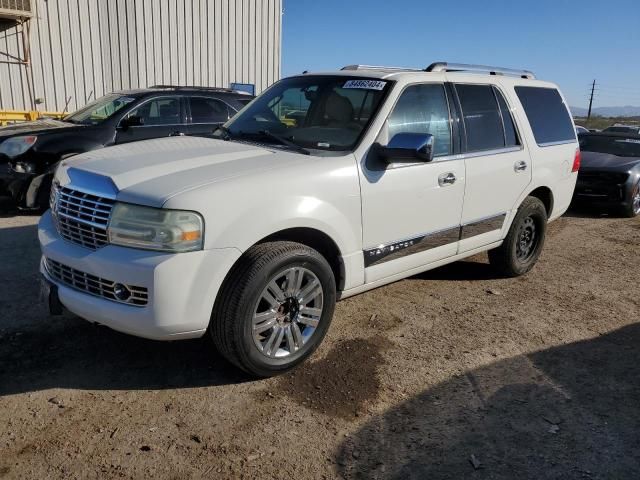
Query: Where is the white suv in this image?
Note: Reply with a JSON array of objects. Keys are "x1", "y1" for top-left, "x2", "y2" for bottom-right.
[{"x1": 39, "y1": 62, "x2": 580, "y2": 376}]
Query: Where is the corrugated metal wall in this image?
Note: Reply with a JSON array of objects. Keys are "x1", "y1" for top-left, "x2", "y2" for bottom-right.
[{"x1": 0, "y1": 0, "x2": 282, "y2": 112}]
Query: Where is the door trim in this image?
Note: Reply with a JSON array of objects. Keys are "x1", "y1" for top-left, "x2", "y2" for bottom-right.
[{"x1": 363, "y1": 212, "x2": 507, "y2": 268}]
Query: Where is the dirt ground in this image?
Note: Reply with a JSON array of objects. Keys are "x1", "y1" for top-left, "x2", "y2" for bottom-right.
[{"x1": 0, "y1": 208, "x2": 638, "y2": 479}]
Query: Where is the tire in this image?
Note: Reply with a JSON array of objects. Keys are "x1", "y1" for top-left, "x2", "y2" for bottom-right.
[
  {"x1": 210, "y1": 241, "x2": 336, "y2": 377},
  {"x1": 622, "y1": 181, "x2": 640, "y2": 218},
  {"x1": 488, "y1": 196, "x2": 548, "y2": 277}
]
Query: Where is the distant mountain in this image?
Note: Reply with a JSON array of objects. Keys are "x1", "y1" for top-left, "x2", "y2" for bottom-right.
[{"x1": 570, "y1": 105, "x2": 640, "y2": 118}]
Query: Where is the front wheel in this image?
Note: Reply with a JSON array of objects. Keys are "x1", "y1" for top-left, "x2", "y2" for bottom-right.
[
  {"x1": 210, "y1": 241, "x2": 336, "y2": 377},
  {"x1": 488, "y1": 196, "x2": 548, "y2": 277},
  {"x1": 622, "y1": 181, "x2": 640, "y2": 218}
]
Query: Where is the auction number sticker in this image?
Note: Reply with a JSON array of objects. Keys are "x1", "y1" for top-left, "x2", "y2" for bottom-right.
[{"x1": 343, "y1": 80, "x2": 387, "y2": 90}]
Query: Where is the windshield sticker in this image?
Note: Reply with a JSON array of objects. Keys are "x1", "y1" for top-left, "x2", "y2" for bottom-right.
[
  {"x1": 343, "y1": 80, "x2": 387, "y2": 90},
  {"x1": 317, "y1": 142, "x2": 331, "y2": 148}
]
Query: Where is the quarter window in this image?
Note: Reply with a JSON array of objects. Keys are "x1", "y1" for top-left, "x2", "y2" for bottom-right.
[
  {"x1": 515, "y1": 86, "x2": 575, "y2": 145},
  {"x1": 456, "y1": 84, "x2": 504, "y2": 152},
  {"x1": 387, "y1": 84, "x2": 452, "y2": 157},
  {"x1": 189, "y1": 97, "x2": 231, "y2": 123},
  {"x1": 127, "y1": 97, "x2": 182, "y2": 126}
]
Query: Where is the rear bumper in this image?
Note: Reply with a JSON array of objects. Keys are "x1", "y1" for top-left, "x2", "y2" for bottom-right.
[{"x1": 38, "y1": 211, "x2": 242, "y2": 340}]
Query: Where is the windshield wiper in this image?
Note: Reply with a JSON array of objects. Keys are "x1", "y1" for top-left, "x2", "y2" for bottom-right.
[
  {"x1": 257, "y1": 130, "x2": 310, "y2": 155},
  {"x1": 213, "y1": 125, "x2": 233, "y2": 140}
]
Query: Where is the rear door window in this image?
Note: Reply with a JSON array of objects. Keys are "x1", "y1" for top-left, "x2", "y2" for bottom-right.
[
  {"x1": 189, "y1": 97, "x2": 231, "y2": 123},
  {"x1": 514, "y1": 86, "x2": 575, "y2": 145},
  {"x1": 494, "y1": 87, "x2": 520, "y2": 147},
  {"x1": 455, "y1": 84, "x2": 505, "y2": 152}
]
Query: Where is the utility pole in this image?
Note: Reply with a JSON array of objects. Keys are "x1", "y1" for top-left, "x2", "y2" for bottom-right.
[{"x1": 587, "y1": 79, "x2": 596, "y2": 119}]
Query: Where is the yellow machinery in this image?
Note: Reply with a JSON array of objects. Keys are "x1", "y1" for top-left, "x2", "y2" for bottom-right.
[{"x1": 0, "y1": 110, "x2": 65, "y2": 126}]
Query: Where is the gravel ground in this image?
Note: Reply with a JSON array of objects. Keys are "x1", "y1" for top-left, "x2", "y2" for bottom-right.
[{"x1": 0, "y1": 209, "x2": 638, "y2": 479}]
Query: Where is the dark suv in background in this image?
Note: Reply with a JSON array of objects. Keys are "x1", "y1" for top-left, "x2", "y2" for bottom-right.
[{"x1": 0, "y1": 86, "x2": 253, "y2": 210}]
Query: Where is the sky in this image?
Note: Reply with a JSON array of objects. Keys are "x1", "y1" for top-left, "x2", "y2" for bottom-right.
[{"x1": 281, "y1": 0, "x2": 640, "y2": 108}]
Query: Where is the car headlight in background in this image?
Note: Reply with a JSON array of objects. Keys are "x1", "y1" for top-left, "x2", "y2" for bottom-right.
[
  {"x1": 0, "y1": 135, "x2": 37, "y2": 158},
  {"x1": 108, "y1": 203, "x2": 204, "y2": 252},
  {"x1": 12, "y1": 161, "x2": 35, "y2": 173}
]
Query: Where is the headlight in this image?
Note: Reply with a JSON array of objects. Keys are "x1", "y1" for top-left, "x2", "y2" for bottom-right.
[
  {"x1": 0, "y1": 135, "x2": 37, "y2": 158},
  {"x1": 12, "y1": 161, "x2": 35, "y2": 173},
  {"x1": 108, "y1": 203, "x2": 204, "y2": 252}
]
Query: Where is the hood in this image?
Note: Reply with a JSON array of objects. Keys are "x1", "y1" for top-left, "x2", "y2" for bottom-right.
[
  {"x1": 580, "y1": 151, "x2": 640, "y2": 171},
  {"x1": 56, "y1": 136, "x2": 309, "y2": 207},
  {"x1": 0, "y1": 118, "x2": 83, "y2": 140}
]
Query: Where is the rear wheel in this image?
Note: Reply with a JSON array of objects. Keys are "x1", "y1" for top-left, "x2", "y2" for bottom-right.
[
  {"x1": 622, "y1": 181, "x2": 640, "y2": 218},
  {"x1": 488, "y1": 196, "x2": 548, "y2": 277},
  {"x1": 210, "y1": 241, "x2": 336, "y2": 377}
]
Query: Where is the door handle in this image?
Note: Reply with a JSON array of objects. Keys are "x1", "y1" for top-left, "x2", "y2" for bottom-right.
[
  {"x1": 514, "y1": 160, "x2": 528, "y2": 172},
  {"x1": 170, "y1": 131, "x2": 185, "y2": 137},
  {"x1": 438, "y1": 172, "x2": 456, "y2": 186}
]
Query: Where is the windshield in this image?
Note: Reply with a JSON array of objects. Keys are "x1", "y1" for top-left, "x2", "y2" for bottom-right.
[
  {"x1": 64, "y1": 94, "x2": 137, "y2": 125},
  {"x1": 216, "y1": 75, "x2": 392, "y2": 151},
  {"x1": 580, "y1": 135, "x2": 640, "y2": 158}
]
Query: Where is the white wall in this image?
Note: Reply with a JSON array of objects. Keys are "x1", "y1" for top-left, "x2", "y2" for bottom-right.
[{"x1": 0, "y1": 0, "x2": 282, "y2": 112}]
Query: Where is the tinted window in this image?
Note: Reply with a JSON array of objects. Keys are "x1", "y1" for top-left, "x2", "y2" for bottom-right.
[
  {"x1": 65, "y1": 94, "x2": 136, "y2": 125},
  {"x1": 580, "y1": 135, "x2": 640, "y2": 158},
  {"x1": 456, "y1": 84, "x2": 504, "y2": 152},
  {"x1": 515, "y1": 86, "x2": 575, "y2": 145},
  {"x1": 189, "y1": 97, "x2": 230, "y2": 123},
  {"x1": 494, "y1": 87, "x2": 519, "y2": 147},
  {"x1": 127, "y1": 97, "x2": 181, "y2": 126},
  {"x1": 387, "y1": 84, "x2": 452, "y2": 156}
]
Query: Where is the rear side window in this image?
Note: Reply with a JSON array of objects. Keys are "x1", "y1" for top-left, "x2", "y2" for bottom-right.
[
  {"x1": 455, "y1": 84, "x2": 504, "y2": 152},
  {"x1": 515, "y1": 87, "x2": 575, "y2": 145},
  {"x1": 387, "y1": 83, "x2": 452, "y2": 157},
  {"x1": 189, "y1": 97, "x2": 231, "y2": 123}
]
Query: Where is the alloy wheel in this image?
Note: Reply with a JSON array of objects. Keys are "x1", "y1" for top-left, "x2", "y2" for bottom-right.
[{"x1": 252, "y1": 266, "x2": 324, "y2": 358}]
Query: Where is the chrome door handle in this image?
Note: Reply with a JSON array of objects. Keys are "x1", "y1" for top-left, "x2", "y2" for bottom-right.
[
  {"x1": 514, "y1": 160, "x2": 528, "y2": 172},
  {"x1": 438, "y1": 172, "x2": 456, "y2": 186}
]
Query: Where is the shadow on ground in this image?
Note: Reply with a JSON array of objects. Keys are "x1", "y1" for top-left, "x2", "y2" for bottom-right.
[
  {"x1": 0, "y1": 224, "x2": 248, "y2": 396},
  {"x1": 337, "y1": 323, "x2": 640, "y2": 479}
]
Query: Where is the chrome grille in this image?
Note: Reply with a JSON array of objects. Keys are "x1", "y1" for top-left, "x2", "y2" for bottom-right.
[
  {"x1": 52, "y1": 186, "x2": 115, "y2": 250},
  {"x1": 45, "y1": 257, "x2": 148, "y2": 306}
]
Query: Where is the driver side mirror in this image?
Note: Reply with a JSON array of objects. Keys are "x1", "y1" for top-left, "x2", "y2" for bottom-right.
[
  {"x1": 120, "y1": 115, "x2": 144, "y2": 129},
  {"x1": 378, "y1": 133, "x2": 434, "y2": 163}
]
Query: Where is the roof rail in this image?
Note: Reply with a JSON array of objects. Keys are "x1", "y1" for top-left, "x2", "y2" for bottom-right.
[
  {"x1": 149, "y1": 85, "x2": 240, "y2": 93},
  {"x1": 425, "y1": 62, "x2": 535, "y2": 79},
  {"x1": 341, "y1": 64, "x2": 423, "y2": 72}
]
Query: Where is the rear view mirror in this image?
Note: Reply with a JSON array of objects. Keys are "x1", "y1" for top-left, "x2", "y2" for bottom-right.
[
  {"x1": 120, "y1": 115, "x2": 144, "y2": 129},
  {"x1": 379, "y1": 133, "x2": 434, "y2": 163}
]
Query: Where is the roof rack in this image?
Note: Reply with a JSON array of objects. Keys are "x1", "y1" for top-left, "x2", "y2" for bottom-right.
[
  {"x1": 425, "y1": 62, "x2": 535, "y2": 79},
  {"x1": 149, "y1": 85, "x2": 241, "y2": 93},
  {"x1": 341, "y1": 64, "x2": 423, "y2": 72},
  {"x1": 340, "y1": 63, "x2": 535, "y2": 79}
]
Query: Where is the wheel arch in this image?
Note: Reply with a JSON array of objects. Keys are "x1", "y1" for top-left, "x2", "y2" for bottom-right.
[
  {"x1": 527, "y1": 186, "x2": 554, "y2": 217},
  {"x1": 258, "y1": 227, "x2": 344, "y2": 292}
]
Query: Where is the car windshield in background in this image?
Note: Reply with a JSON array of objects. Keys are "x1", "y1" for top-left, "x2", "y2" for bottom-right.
[
  {"x1": 64, "y1": 94, "x2": 137, "y2": 125},
  {"x1": 580, "y1": 135, "x2": 640, "y2": 158},
  {"x1": 217, "y1": 76, "x2": 392, "y2": 151}
]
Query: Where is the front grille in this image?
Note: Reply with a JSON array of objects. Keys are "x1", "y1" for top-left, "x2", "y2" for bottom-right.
[
  {"x1": 45, "y1": 257, "x2": 148, "y2": 306},
  {"x1": 576, "y1": 171, "x2": 629, "y2": 201},
  {"x1": 52, "y1": 186, "x2": 115, "y2": 250}
]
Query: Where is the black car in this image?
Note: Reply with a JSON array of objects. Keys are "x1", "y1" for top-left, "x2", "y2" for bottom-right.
[
  {"x1": 0, "y1": 86, "x2": 253, "y2": 210},
  {"x1": 573, "y1": 132, "x2": 640, "y2": 217}
]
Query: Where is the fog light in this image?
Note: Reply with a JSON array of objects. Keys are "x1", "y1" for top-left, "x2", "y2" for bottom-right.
[{"x1": 113, "y1": 283, "x2": 131, "y2": 301}]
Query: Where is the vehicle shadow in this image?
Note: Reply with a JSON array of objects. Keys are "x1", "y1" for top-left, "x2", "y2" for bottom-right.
[
  {"x1": 336, "y1": 323, "x2": 640, "y2": 479},
  {"x1": 563, "y1": 205, "x2": 614, "y2": 219},
  {"x1": 0, "y1": 223, "x2": 250, "y2": 396},
  {"x1": 410, "y1": 256, "x2": 497, "y2": 282}
]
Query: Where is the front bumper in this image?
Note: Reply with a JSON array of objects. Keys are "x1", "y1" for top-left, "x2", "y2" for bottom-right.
[
  {"x1": 573, "y1": 171, "x2": 632, "y2": 208},
  {"x1": 38, "y1": 211, "x2": 241, "y2": 340}
]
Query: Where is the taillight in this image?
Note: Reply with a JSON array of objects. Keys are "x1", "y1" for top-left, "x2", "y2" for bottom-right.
[{"x1": 571, "y1": 148, "x2": 581, "y2": 173}]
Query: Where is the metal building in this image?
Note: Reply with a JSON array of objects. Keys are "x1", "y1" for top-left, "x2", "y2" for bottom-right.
[{"x1": 0, "y1": 0, "x2": 282, "y2": 113}]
